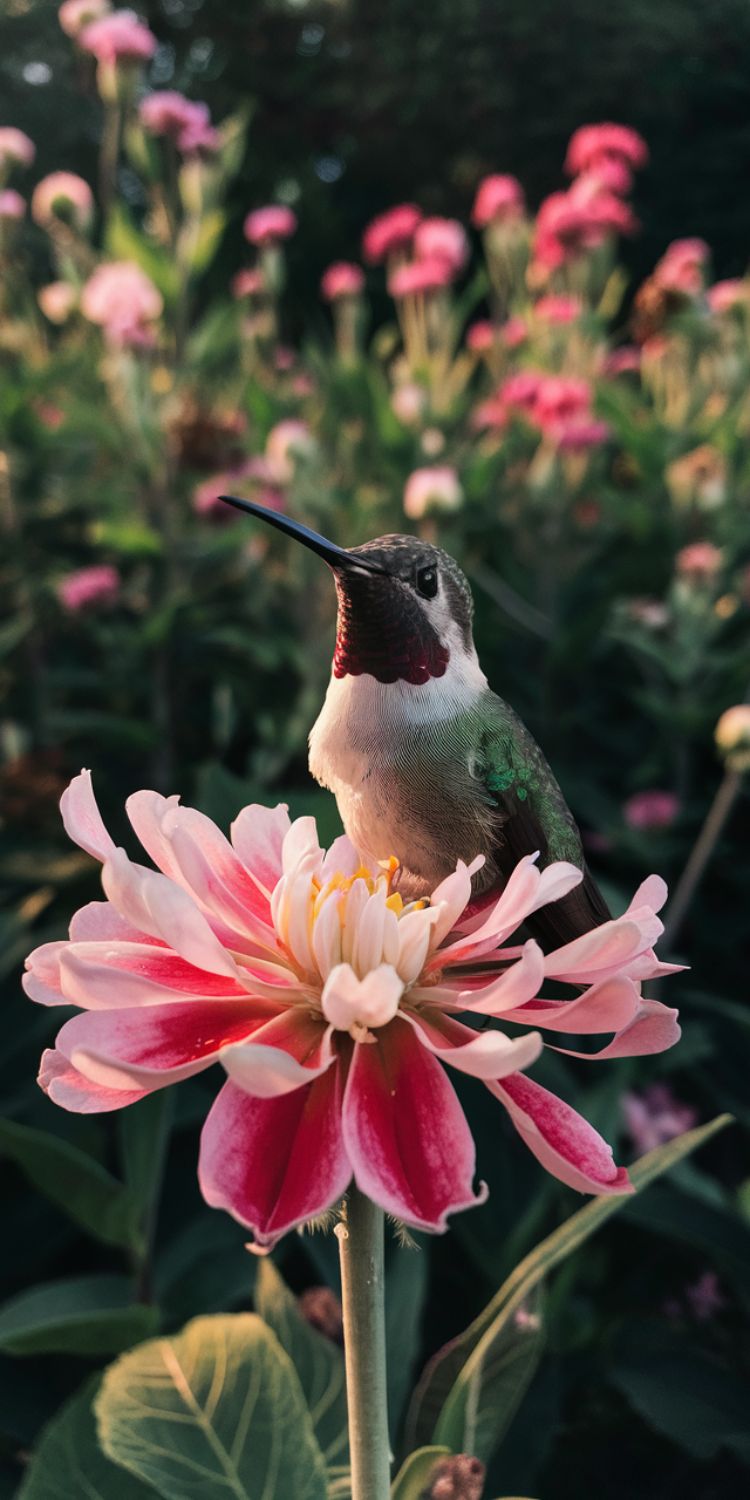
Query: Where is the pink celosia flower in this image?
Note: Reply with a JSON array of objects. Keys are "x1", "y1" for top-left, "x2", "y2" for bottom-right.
[
  {"x1": 362, "y1": 203, "x2": 421, "y2": 264},
  {"x1": 231, "y1": 268, "x2": 266, "y2": 299},
  {"x1": 707, "y1": 278, "x2": 750, "y2": 314},
  {"x1": 389, "y1": 258, "x2": 453, "y2": 298},
  {"x1": 675, "y1": 541, "x2": 723, "y2": 585},
  {"x1": 413, "y1": 217, "x2": 469, "y2": 276},
  {"x1": 31, "y1": 172, "x2": 94, "y2": 231},
  {"x1": 56, "y1": 566, "x2": 120, "y2": 612},
  {"x1": 79, "y1": 8, "x2": 157, "y2": 63},
  {"x1": 565, "y1": 122, "x2": 648, "y2": 177},
  {"x1": 623, "y1": 790, "x2": 680, "y2": 831},
  {"x1": 0, "y1": 127, "x2": 35, "y2": 169},
  {"x1": 139, "y1": 93, "x2": 219, "y2": 155},
  {"x1": 404, "y1": 466, "x2": 463, "y2": 518},
  {"x1": 243, "y1": 205, "x2": 297, "y2": 246},
  {"x1": 59, "y1": 0, "x2": 110, "y2": 37},
  {"x1": 25, "y1": 774, "x2": 679, "y2": 1246},
  {"x1": 320, "y1": 261, "x2": 365, "y2": 301},
  {"x1": 622, "y1": 1083, "x2": 696, "y2": 1155},
  {"x1": 80, "y1": 261, "x2": 162, "y2": 346},
  {"x1": 0, "y1": 189, "x2": 25, "y2": 219},
  {"x1": 472, "y1": 174, "x2": 525, "y2": 229},
  {"x1": 465, "y1": 320, "x2": 496, "y2": 354},
  {"x1": 534, "y1": 294, "x2": 583, "y2": 324},
  {"x1": 653, "y1": 238, "x2": 709, "y2": 297},
  {"x1": 38, "y1": 281, "x2": 77, "y2": 323}
]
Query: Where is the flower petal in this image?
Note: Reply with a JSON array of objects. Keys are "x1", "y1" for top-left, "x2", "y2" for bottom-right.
[
  {"x1": 342, "y1": 1020, "x2": 486, "y2": 1232},
  {"x1": 69, "y1": 900, "x2": 156, "y2": 944},
  {"x1": 627, "y1": 874, "x2": 668, "y2": 914},
  {"x1": 433, "y1": 940, "x2": 545, "y2": 1017},
  {"x1": 426, "y1": 854, "x2": 544, "y2": 970},
  {"x1": 428, "y1": 855, "x2": 485, "y2": 948},
  {"x1": 501, "y1": 975, "x2": 641, "y2": 1033},
  {"x1": 404, "y1": 1010, "x2": 542, "y2": 1080},
  {"x1": 220, "y1": 1010, "x2": 335, "y2": 1097},
  {"x1": 23, "y1": 941, "x2": 67, "y2": 1006},
  {"x1": 56, "y1": 942, "x2": 250, "y2": 1010},
  {"x1": 552, "y1": 998, "x2": 681, "y2": 1060},
  {"x1": 101, "y1": 849, "x2": 247, "y2": 979},
  {"x1": 38, "y1": 1048, "x2": 149, "y2": 1112},
  {"x1": 198, "y1": 1072, "x2": 350, "y2": 1248},
  {"x1": 489, "y1": 1072, "x2": 632, "y2": 1194},
  {"x1": 322, "y1": 964, "x2": 403, "y2": 1033},
  {"x1": 231, "y1": 803, "x2": 291, "y2": 893},
  {"x1": 281, "y1": 816, "x2": 323, "y2": 877},
  {"x1": 544, "y1": 918, "x2": 654, "y2": 983},
  {"x1": 60, "y1": 770, "x2": 117, "y2": 864}
]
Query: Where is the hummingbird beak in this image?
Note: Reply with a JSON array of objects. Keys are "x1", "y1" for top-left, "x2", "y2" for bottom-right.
[{"x1": 219, "y1": 496, "x2": 388, "y2": 576}]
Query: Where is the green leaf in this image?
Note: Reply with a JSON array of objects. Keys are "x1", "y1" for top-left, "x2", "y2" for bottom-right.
[
  {"x1": 182, "y1": 210, "x2": 226, "y2": 275},
  {"x1": 0, "y1": 1275, "x2": 158, "y2": 1356},
  {"x1": 254, "y1": 1260, "x2": 348, "y2": 1471},
  {"x1": 610, "y1": 1349, "x2": 750, "y2": 1461},
  {"x1": 18, "y1": 1377, "x2": 158, "y2": 1500},
  {"x1": 0, "y1": 1119, "x2": 138, "y2": 1250},
  {"x1": 405, "y1": 1115, "x2": 731, "y2": 1462},
  {"x1": 390, "y1": 1446, "x2": 451, "y2": 1498},
  {"x1": 95, "y1": 1313, "x2": 328, "y2": 1500},
  {"x1": 385, "y1": 1243, "x2": 428, "y2": 1431},
  {"x1": 105, "y1": 205, "x2": 180, "y2": 301},
  {"x1": 431, "y1": 1286, "x2": 543, "y2": 1464}
]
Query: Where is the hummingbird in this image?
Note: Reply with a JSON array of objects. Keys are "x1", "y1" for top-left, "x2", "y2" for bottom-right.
[{"x1": 221, "y1": 496, "x2": 610, "y2": 950}]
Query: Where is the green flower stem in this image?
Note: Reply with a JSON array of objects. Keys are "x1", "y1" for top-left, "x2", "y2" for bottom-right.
[
  {"x1": 336, "y1": 1185, "x2": 391, "y2": 1500},
  {"x1": 663, "y1": 766, "x2": 743, "y2": 949}
]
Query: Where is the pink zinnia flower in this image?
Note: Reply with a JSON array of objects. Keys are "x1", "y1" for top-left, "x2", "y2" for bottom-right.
[
  {"x1": 534, "y1": 180, "x2": 637, "y2": 270},
  {"x1": 0, "y1": 189, "x2": 25, "y2": 220},
  {"x1": 622, "y1": 1083, "x2": 696, "y2": 1156},
  {"x1": 362, "y1": 203, "x2": 421, "y2": 264},
  {"x1": 707, "y1": 278, "x2": 750, "y2": 314},
  {"x1": 623, "y1": 790, "x2": 680, "y2": 831},
  {"x1": 31, "y1": 172, "x2": 93, "y2": 232},
  {"x1": 0, "y1": 127, "x2": 35, "y2": 170},
  {"x1": 413, "y1": 217, "x2": 469, "y2": 277},
  {"x1": 675, "y1": 541, "x2": 723, "y2": 585},
  {"x1": 59, "y1": 0, "x2": 111, "y2": 38},
  {"x1": 79, "y1": 8, "x2": 157, "y2": 64},
  {"x1": 80, "y1": 261, "x2": 162, "y2": 347},
  {"x1": 56, "y1": 565, "x2": 120, "y2": 612},
  {"x1": 26, "y1": 775, "x2": 679, "y2": 1247},
  {"x1": 472, "y1": 174, "x2": 525, "y2": 229},
  {"x1": 534, "y1": 294, "x2": 583, "y2": 324},
  {"x1": 565, "y1": 122, "x2": 648, "y2": 177},
  {"x1": 38, "y1": 281, "x2": 77, "y2": 323},
  {"x1": 389, "y1": 258, "x2": 453, "y2": 298},
  {"x1": 404, "y1": 466, "x2": 463, "y2": 518},
  {"x1": 243, "y1": 205, "x2": 297, "y2": 247},
  {"x1": 320, "y1": 261, "x2": 365, "y2": 301},
  {"x1": 139, "y1": 93, "x2": 220, "y2": 155},
  {"x1": 653, "y1": 238, "x2": 710, "y2": 297}
]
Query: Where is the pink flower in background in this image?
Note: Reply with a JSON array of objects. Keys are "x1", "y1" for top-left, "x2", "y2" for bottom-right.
[
  {"x1": 603, "y1": 345, "x2": 641, "y2": 376},
  {"x1": 676, "y1": 541, "x2": 723, "y2": 585},
  {"x1": 707, "y1": 278, "x2": 749, "y2": 313},
  {"x1": 389, "y1": 258, "x2": 453, "y2": 298},
  {"x1": 56, "y1": 565, "x2": 120, "y2": 612},
  {"x1": 243, "y1": 205, "x2": 297, "y2": 246},
  {"x1": 362, "y1": 203, "x2": 421, "y2": 264},
  {"x1": 320, "y1": 261, "x2": 365, "y2": 301},
  {"x1": 79, "y1": 8, "x2": 157, "y2": 63},
  {"x1": 534, "y1": 294, "x2": 583, "y2": 324},
  {"x1": 466, "y1": 321, "x2": 497, "y2": 353},
  {"x1": 139, "y1": 93, "x2": 220, "y2": 155},
  {"x1": 622, "y1": 1083, "x2": 696, "y2": 1155},
  {"x1": 38, "y1": 281, "x2": 77, "y2": 323},
  {"x1": 555, "y1": 418, "x2": 610, "y2": 451},
  {"x1": 414, "y1": 217, "x2": 469, "y2": 276},
  {"x1": 59, "y1": 0, "x2": 111, "y2": 37},
  {"x1": 231, "y1": 268, "x2": 266, "y2": 299},
  {"x1": 533, "y1": 374, "x2": 593, "y2": 429},
  {"x1": 404, "y1": 465, "x2": 463, "y2": 518},
  {"x1": 500, "y1": 316, "x2": 528, "y2": 348},
  {"x1": 472, "y1": 173, "x2": 525, "y2": 228},
  {"x1": 0, "y1": 127, "x2": 35, "y2": 169},
  {"x1": 0, "y1": 189, "x2": 25, "y2": 219},
  {"x1": 534, "y1": 179, "x2": 637, "y2": 270},
  {"x1": 623, "y1": 790, "x2": 680, "y2": 831},
  {"x1": 26, "y1": 774, "x2": 679, "y2": 1247},
  {"x1": 31, "y1": 172, "x2": 94, "y2": 231},
  {"x1": 391, "y1": 382, "x2": 427, "y2": 426},
  {"x1": 80, "y1": 261, "x2": 162, "y2": 346},
  {"x1": 265, "y1": 419, "x2": 315, "y2": 482},
  {"x1": 653, "y1": 238, "x2": 710, "y2": 296},
  {"x1": 193, "y1": 469, "x2": 283, "y2": 522},
  {"x1": 498, "y1": 369, "x2": 546, "y2": 416},
  {"x1": 565, "y1": 122, "x2": 648, "y2": 177}
]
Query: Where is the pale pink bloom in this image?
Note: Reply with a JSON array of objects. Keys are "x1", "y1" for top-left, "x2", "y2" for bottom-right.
[
  {"x1": 391, "y1": 383, "x2": 427, "y2": 426},
  {"x1": 465, "y1": 320, "x2": 496, "y2": 353},
  {"x1": 231, "y1": 268, "x2": 265, "y2": 299},
  {"x1": 676, "y1": 541, "x2": 723, "y2": 585},
  {"x1": 565, "y1": 122, "x2": 648, "y2": 177},
  {"x1": 554, "y1": 418, "x2": 610, "y2": 451},
  {"x1": 243, "y1": 205, "x2": 297, "y2": 246},
  {"x1": 653, "y1": 238, "x2": 710, "y2": 297},
  {"x1": 534, "y1": 293, "x2": 583, "y2": 324},
  {"x1": 627, "y1": 598, "x2": 670, "y2": 630},
  {"x1": 426, "y1": 1456, "x2": 485, "y2": 1500},
  {"x1": 500, "y1": 315, "x2": 528, "y2": 348},
  {"x1": 404, "y1": 466, "x2": 462, "y2": 517},
  {"x1": 265, "y1": 419, "x2": 315, "y2": 482},
  {"x1": 38, "y1": 281, "x2": 77, "y2": 323},
  {"x1": 389, "y1": 258, "x2": 453, "y2": 298},
  {"x1": 413, "y1": 217, "x2": 469, "y2": 276},
  {"x1": 623, "y1": 790, "x2": 680, "y2": 831},
  {"x1": 0, "y1": 189, "x2": 25, "y2": 219},
  {"x1": 59, "y1": 0, "x2": 110, "y2": 37},
  {"x1": 707, "y1": 278, "x2": 749, "y2": 313},
  {"x1": 31, "y1": 172, "x2": 93, "y2": 231},
  {"x1": 193, "y1": 470, "x2": 283, "y2": 522},
  {"x1": 273, "y1": 345, "x2": 296, "y2": 372},
  {"x1": 603, "y1": 345, "x2": 641, "y2": 376},
  {"x1": 35, "y1": 402, "x2": 66, "y2": 429},
  {"x1": 362, "y1": 203, "x2": 421, "y2": 264},
  {"x1": 25, "y1": 774, "x2": 679, "y2": 1247},
  {"x1": 472, "y1": 174, "x2": 525, "y2": 229},
  {"x1": 79, "y1": 8, "x2": 157, "y2": 63},
  {"x1": 80, "y1": 261, "x2": 162, "y2": 347},
  {"x1": 56, "y1": 565, "x2": 120, "y2": 612},
  {"x1": 0, "y1": 128, "x2": 35, "y2": 170},
  {"x1": 320, "y1": 261, "x2": 365, "y2": 301},
  {"x1": 139, "y1": 92, "x2": 219, "y2": 155},
  {"x1": 622, "y1": 1083, "x2": 696, "y2": 1156},
  {"x1": 471, "y1": 395, "x2": 508, "y2": 431}
]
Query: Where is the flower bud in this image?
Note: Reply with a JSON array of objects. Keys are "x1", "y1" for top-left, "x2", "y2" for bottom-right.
[
  {"x1": 297, "y1": 1286, "x2": 344, "y2": 1344},
  {"x1": 714, "y1": 705, "x2": 750, "y2": 772},
  {"x1": 424, "y1": 1454, "x2": 485, "y2": 1500}
]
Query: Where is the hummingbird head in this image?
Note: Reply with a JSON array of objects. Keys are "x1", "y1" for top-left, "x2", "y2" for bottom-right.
[{"x1": 220, "y1": 496, "x2": 476, "y2": 687}]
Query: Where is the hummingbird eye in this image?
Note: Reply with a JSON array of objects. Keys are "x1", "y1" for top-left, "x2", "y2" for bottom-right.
[{"x1": 415, "y1": 564, "x2": 438, "y2": 599}]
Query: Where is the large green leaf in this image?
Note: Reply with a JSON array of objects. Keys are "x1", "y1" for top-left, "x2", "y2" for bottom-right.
[
  {"x1": 0, "y1": 1275, "x2": 157, "y2": 1356},
  {"x1": 0, "y1": 1119, "x2": 138, "y2": 1251},
  {"x1": 431, "y1": 1286, "x2": 543, "y2": 1464},
  {"x1": 254, "y1": 1259, "x2": 348, "y2": 1471},
  {"x1": 405, "y1": 1115, "x2": 731, "y2": 1462},
  {"x1": 611, "y1": 1348, "x2": 750, "y2": 1462},
  {"x1": 390, "y1": 1446, "x2": 451, "y2": 1498},
  {"x1": 18, "y1": 1377, "x2": 157, "y2": 1500},
  {"x1": 385, "y1": 1242, "x2": 429, "y2": 1431},
  {"x1": 95, "y1": 1313, "x2": 328, "y2": 1500}
]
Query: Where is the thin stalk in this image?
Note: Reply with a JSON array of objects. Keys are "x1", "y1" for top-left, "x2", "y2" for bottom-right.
[
  {"x1": 663, "y1": 767, "x2": 743, "y2": 949},
  {"x1": 335, "y1": 1186, "x2": 390, "y2": 1500}
]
